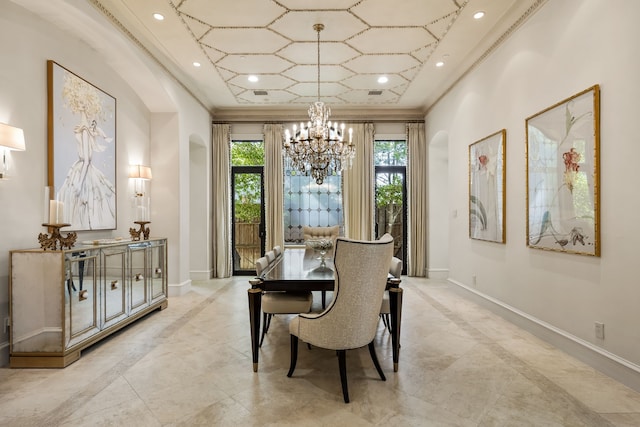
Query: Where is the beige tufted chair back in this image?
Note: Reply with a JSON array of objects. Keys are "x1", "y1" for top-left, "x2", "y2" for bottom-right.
[
  {"x1": 290, "y1": 233, "x2": 393, "y2": 350},
  {"x1": 302, "y1": 225, "x2": 339, "y2": 243},
  {"x1": 302, "y1": 225, "x2": 340, "y2": 260}
]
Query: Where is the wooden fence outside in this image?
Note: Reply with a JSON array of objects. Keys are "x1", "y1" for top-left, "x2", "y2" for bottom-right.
[{"x1": 235, "y1": 222, "x2": 261, "y2": 270}]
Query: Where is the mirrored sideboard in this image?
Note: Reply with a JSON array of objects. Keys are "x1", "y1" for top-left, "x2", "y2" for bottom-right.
[{"x1": 9, "y1": 238, "x2": 168, "y2": 368}]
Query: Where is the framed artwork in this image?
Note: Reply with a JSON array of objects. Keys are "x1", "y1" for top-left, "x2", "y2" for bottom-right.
[
  {"x1": 469, "y1": 129, "x2": 506, "y2": 243},
  {"x1": 47, "y1": 60, "x2": 117, "y2": 231},
  {"x1": 526, "y1": 85, "x2": 600, "y2": 256}
]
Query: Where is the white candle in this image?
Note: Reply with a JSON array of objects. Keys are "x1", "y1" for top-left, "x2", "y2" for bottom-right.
[
  {"x1": 136, "y1": 205, "x2": 147, "y2": 221},
  {"x1": 49, "y1": 200, "x2": 64, "y2": 224}
]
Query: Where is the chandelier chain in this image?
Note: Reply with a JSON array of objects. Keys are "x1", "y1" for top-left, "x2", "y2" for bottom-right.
[
  {"x1": 283, "y1": 23, "x2": 354, "y2": 185},
  {"x1": 316, "y1": 24, "x2": 321, "y2": 101}
]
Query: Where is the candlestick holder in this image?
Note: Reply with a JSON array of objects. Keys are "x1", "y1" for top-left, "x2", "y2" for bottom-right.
[
  {"x1": 129, "y1": 221, "x2": 150, "y2": 241},
  {"x1": 38, "y1": 223, "x2": 77, "y2": 250}
]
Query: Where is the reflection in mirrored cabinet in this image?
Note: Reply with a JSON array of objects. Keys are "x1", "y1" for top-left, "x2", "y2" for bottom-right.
[
  {"x1": 102, "y1": 246, "x2": 127, "y2": 330},
  {"x1": 10, "y1": 238, "x2": 168, "y2": 368}
]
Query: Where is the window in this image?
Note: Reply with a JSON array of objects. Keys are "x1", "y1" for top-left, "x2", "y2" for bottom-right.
[
  {"x1": 283, "y1": 168, "x2": 343, "y2": 244},
  {"x1": 374, "y1": 139, "x2": 407, "y2": 267},
  {"x1": 374, "y1": 140, "x2": 407, "y2": 166},
  {"x1": 231, "y1": 140, "x2": 264, "y2": 227},
  {"x1": 231, "y1": 140, "x2": 265, "y2": 274},
  {"x1": 231, "y1": 140, "x2": 264, "y2": 166}
]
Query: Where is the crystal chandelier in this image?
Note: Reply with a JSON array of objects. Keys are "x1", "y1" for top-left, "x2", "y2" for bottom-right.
[{"x1": 283, "y1": 24, "x2": 355, "y2": 185}]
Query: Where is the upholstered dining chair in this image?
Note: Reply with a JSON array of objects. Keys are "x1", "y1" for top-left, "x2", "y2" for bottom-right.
[
  {"x1": 272, "y1": 245, "x2": 282, "y2": 258},
  {"x1": 265, "y1": 250, "x2": 276, "y2": 264},
  {"x1": 255, "y1": 256, "x2": 269, "y2": 276},
  {"x1": 302, "y1": 225, "x2": 340, "y2": 307},
  {"x1": 302, "y1": 225, "x2": 339, "y2": 255},
  {"x1": 287, "y1": 234, "x2": 394, "y2": 403},
  {"x1": 256, "y1": 254, "x2": 313, "y2": 347},
  {"x1": 380, "y1": 256, "x2": 402, "y2": 332}
]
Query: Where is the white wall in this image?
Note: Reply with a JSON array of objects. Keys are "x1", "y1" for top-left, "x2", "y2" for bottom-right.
[
  {"x1": 425, "y1": 0, "x2": 640, "y2": 384},
  {"x1": 189, "y1": 135, "x2": 211, "y2": 280},
  {"x1": 427, "y1": 130, "x2": 450, "y2": 278},
  {"x1": 0, "y1": 2, "x2": 211, "y2": 363}
]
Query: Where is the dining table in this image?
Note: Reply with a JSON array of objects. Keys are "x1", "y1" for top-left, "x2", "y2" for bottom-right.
[{"x1": 247, "y1": 247, "x2": 403, "y2": 373}]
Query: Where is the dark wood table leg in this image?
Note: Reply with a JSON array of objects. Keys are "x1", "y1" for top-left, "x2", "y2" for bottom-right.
[
  {"x1": 388, "y1": 285, "x2": 403, "y2": 372},
  {"x1": 248, "y1": 284, "x2": 262, "y2": 372}
]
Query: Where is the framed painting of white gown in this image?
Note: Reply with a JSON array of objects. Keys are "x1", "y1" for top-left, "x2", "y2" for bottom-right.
[
  {"x1": 47, "y1": 60, "x2": 117, "y2": 231},
  {"x1": 469, "y1": 129, "x2": 506, "y2": 243}
]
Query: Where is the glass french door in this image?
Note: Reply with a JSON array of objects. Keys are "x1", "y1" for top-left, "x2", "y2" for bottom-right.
[
  {"x1": 375, "y1": 166, "x2": 407, "y2": 274},
  {"x1": 231, "y1": 166, "x2": 265, "y2": 275}
]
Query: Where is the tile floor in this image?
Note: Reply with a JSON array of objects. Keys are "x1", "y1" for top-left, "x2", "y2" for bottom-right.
[{"x1": 1, "y1": 277, "x2": 640, "y2": 426}]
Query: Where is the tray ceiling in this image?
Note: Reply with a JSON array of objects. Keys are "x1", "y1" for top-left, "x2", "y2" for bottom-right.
[{"x1": 10, "y1": 0, "x2": 546, "y2": 116}]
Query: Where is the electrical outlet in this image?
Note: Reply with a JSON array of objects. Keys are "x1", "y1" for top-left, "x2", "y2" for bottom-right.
[
  {"x1": 3, "y1": 317, "x2": 9, "y2": 334},
  {"x1": 595, "y1": 322, "x2": 605, "y2": 340}
]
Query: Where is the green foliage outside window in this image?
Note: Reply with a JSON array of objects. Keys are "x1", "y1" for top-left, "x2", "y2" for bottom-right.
[
  {"x1": 231, "y1": 141, "x2": 264, "y2": 166},
  {"x1": 376, "y1": 174, "x2": 403, "y2": 206},
  {"x1": 376, "y1": 174, "x2": 403, "y2": 234},
  {"x1": 232, "y1": 141, "x2": 264, "y2": 223},
  {"x1": 374, "y1": 140, "x2": 407, "y2": 166},
  {"x1": 374, "y1": 140, "x2": 406, "y2": 234}
]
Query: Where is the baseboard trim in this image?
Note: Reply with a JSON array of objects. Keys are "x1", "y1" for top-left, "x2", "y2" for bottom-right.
[
  {"x1": 190, "y1": 270, "x2": 212, "y2": 281},
  {"x1": 168, "y1": 279, "x2": 192, "y2": 297},
  {"x1": 447, "y1": 278, "x2": 640, "y2": 393}
]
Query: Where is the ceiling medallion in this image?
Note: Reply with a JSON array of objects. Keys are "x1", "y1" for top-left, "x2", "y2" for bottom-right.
[{"x1": 283, "y1": 24, "x2": 354, "y2": 185}]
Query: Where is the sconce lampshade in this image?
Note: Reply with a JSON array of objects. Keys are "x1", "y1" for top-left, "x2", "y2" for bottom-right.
[
  {"x1": 0, "y1": 123, "x2": 26, "y2": 151},
  {"x1": 129, "y1": 165, "x2": 152, "y2": 180}
]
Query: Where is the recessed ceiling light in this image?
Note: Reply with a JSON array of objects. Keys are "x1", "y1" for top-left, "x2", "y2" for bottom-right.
[
  {"x1": 377, "y1": 76, "x2": 388, "y2": 84},
  {"x1": 473, "y1": 11, "x2": 485, "y2": 20},
  {"x1": 153, "y1": 13, "x2": 165, "y2": 21},
  {"x1": 436, "y1": 61, "x2": 445, "y2": 67},
  {"x1": 193, "y1": 62, "x2": 201, "y2": 67},
  {"x1": 248, "y1": 75, "x2": 259, "y2": 83}
]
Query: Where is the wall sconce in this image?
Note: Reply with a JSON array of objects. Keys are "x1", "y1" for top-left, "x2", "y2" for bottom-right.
[
  {"x1": 128, "y1": 164, "x2": 152, "y2": 197},
  {"x1": 0, "y1": 122, "x2": 26, "y2": 179},
  {"x1": 129, "y1": 164, "x2": 152, "y2": 240}
]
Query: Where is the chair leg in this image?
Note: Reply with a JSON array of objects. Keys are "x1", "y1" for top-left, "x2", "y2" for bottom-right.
[
  {"x1": 337, "y1": 350, "x2": 349, "y2": 403},
  {"x1": 368, "y1": 341, "x2": 386, "y2": 381},
  {"x1": 384, "y1": 314, "x2": 392, "y2": 332},
  {"x1": 265, "y1": 313, "x2": 272, "y2": 333},
  {"x1": 66, "y1": 279, "x2": 76, "y2": 295},
  {"x1": 287, "y1": 335, "x2": 299, "y2": 377},
  {"x1": 259, "y1": 313, "x2": 270, "y2": 347},
  {"x1": 380, "y1": 313, "x2": 388, "y2": 330}
]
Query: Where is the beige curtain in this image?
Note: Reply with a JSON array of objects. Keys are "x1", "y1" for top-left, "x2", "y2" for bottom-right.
[
  {"x1": 407, "y1": 122, "x2": 427, "y2": 277},
  {"x1": 264, "y1": 123, "x2": 284, "y2": 250},
  {"x1": 343, "y1": 123, "x2": 375, "y2": 240},
  {"x1": 212, "y1": 124, "x2": 232, "y2": 278}
]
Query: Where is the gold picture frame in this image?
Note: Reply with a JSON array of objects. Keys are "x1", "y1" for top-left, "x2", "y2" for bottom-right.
[
  {"x1": 469, "y1": 129, "x2": 506, "y2": 243},
  {"x1": 525, "y1": 85, "x2": 600, "y2": 256}
]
